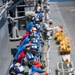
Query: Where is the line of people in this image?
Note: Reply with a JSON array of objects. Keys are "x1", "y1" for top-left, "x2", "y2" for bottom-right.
[{"x1": 9, "y1": 2, "x2": 48, "y2": 75}]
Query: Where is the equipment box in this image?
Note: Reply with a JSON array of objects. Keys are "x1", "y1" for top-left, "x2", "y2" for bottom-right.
[{"x1": 56, "y1": 62, "x2": 75, "y2": 75}]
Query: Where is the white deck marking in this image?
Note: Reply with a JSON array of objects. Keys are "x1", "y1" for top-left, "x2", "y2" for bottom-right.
[{"x1": 70, "y1": 9, "x2": 75, "y2": 11}]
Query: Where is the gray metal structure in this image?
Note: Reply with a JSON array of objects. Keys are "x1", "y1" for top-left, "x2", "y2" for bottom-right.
[
  {"x1": 7, "y1": 16, "x2": 22, "y2": 41},
  {"x1": 7, "y1": 0, "x2": 35, "y2": 40},
  {"x1": 0, "y1": 7, "x2": 12, "y2": 75}
]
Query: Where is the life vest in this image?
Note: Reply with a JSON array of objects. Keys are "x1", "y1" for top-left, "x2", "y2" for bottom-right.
[{"x1": 9, "y1": 63, "x2": 24, "y2": 74}]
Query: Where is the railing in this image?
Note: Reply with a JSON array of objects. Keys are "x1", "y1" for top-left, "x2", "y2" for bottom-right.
[
  {"x1": 0, "y1": 3, "x2": 8, "y2": 20},
  {"x1": 43, "y1": 0, "x2": 51, "y2": 74},
  {"x1": 7, "y1": 16, "x2": 22, "y2": 40}
]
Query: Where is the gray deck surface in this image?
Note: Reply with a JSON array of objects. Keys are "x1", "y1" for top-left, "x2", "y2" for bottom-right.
[{"x1": 48, "y1": 2, "x2": 75, "y2": 75}]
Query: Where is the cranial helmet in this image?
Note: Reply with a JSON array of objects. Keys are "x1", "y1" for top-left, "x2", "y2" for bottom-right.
[
  {"x1": 25, "y1": 53, "x2": 34, "y2": 60},
  {"x1": 49, "y1": 19, "x2": 53, "y2": 25},
  {"x1": 22, "y1": 53, "x2": 34, "y2": 65}
]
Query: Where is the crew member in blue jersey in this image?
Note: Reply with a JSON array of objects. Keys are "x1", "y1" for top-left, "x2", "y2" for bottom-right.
[
  {"x1": 14, "y1": 39, "x2": 39, "y2": 61},
  {"x1": 34, "y1": 18, "x2": 43, "y2": 35},
  {"x1": 17, "y1": 36, "x2": 30, "y2": 50},
  {"x1": 14, "y1": 36, "x2": 30, "y2": 61},
  {"x1": 9, "y1": 62, "x2": 24, "y2": 75},
  {"x1": 35, "y1": 23, "x2": 43, "y2": 33},
  {"x1": 35, "y1": 3, "x2": 42, "y2": 13},
  {"x1": 26, "y1": 21, "x2": 34, "y2": 32},
  {"x1": 20, "y1": 27, "x2": 38, "y2": 44},
  {"x1": 29, "y1": 53, "x2": 48, "y2": 75},
  {"x1": 32, "y1": 13, "x2": 43, "y2": 22}
]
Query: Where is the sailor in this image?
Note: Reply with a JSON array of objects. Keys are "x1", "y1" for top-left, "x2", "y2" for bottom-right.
[
  {"x1": 14, "y1": 42, "x2": 38, "y2": 63},
  {"x1": 32, "y1": 14, "x2": 39, "y2": 22},
  {"x1": 9, "y1": 62, "x2": 24, "y2": 75},
  {"x1": 20, "y1": 27, "x2": 37, "y2": 44},
  {"x1": 30, "y1": 63, "x2": 47, "y2": 75},
  {"x1": 21, "y1": 52, "x2": 34, "y2": 65},
  {"x1": 34, "y1": 18, "x2": 43, "y2": 33},
  {"x1": 14, "y1": 39, "x2": 39, "y2": 61},
  {"x1": 30, "y1": 43, "x2": 38, "y2": 55},
  {"x1": 17, "y1": 36, "x2": 30, "y2": 50},
  {"x1": 45, "y1": 19, "x2": 54, "y2": 39},
  {"x1": 19, "y1": 27, "x2": 39, "y2": 49},
  {"x1": 32, "y1": 13, "x2": 43, "y2": 25},
  {"x1": 48, "y1": 19, "x2": 54, "y2": 36},
  {"x1": 15, "y1": 42, "x2": 38, "y2": 63},
  {"x1": 14, "y1": 38, "x2": 30, "y2": 61},
  {"x1": 35, "y1": 3, "x2": 42, "y2": 13},
  {"x1": 20, "y1": 32, "x2": 30, "y2": 44},
  {"x1": 26, "y1": 13, "x2": 43, "y2": 33},
  {"x1": 21, "y1": 52, "x2": 46, "y2": 75},
  {"x1": 14, "y1": 26, "x2": 42, "y2": 61},
  {"x1": 19, "y1": 27, "x2": 40, "y2": 47},
  {"x1": 35, "y1": 23, "x2": 43, "y2": 33},
  {"x1": 35, "y1": 2, "x2": 44, "y2": 22},
  {"x1": 16, "y1": 51, "x2": 25, "y2": 63},
  {"x1": 26, "y1": 19, "x2": 35, "y2": 32},
  {"x1": 30, "y1": 31, "x2": 44, "y2": 49},
  {"x1": 21, "y1": 52, "x2": 42, "y2": 66}
]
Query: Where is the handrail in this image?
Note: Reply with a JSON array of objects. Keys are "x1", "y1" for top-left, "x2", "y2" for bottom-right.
[
  {"x1": 0, "y1": 0, "x2": 12, "y2": 10},
  {"x1": 0, "y1": 0, "x2": 13, "y2": 20},
  {"x1": 0, "y1": 0, "x2": 26, "y2": 19},
  {"x1": 0, "y1": 4, "x2": 6, "y2": 10},
  {"x1": 7, "y1": 0, "x2": 24, "y2": 11},
  {"x1": 7, "y1": 16, "x2": 17, "y2": 23}
]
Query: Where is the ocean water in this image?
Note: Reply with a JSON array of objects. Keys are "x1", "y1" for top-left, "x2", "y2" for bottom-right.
[{"x1": 49, "y1": 0, "x2": 75, "y2": 2}]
